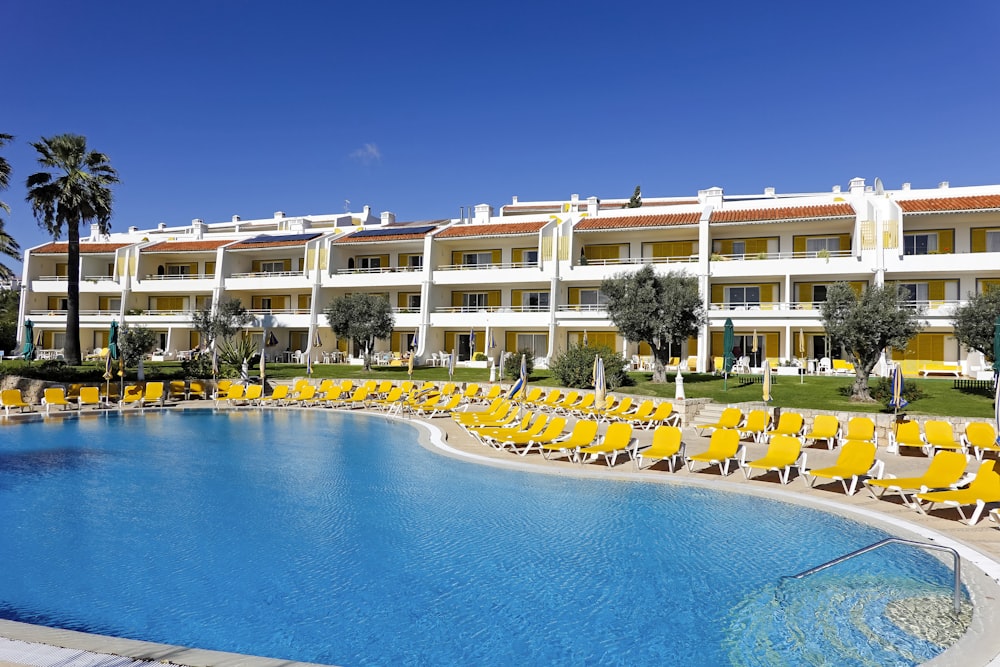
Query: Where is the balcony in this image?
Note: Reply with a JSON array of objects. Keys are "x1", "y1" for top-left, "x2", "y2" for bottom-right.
[
  {"x1": 430, "y1": 305, "x2": 549, "y2": 328},
  {"x1": 709, "y1": 250, "x2": 861, "y2": 278},
  {"x1": 225, "y1": 271, "x2": 310, "y2": 291},
  {"x1": 328, "y1": 266, "x2": 423, "y2": 288},
  {"x1": 433, "y1": 262, "x2": 546, "y2": 285}
]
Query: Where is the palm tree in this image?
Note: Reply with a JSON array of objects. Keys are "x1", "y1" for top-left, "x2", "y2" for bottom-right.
[
  {"x1": 0, "y1": 133, "x2": 22, "y2": 280},
  {"x1": 26, "y1": 134, "x2": 119, "y2": 365}
]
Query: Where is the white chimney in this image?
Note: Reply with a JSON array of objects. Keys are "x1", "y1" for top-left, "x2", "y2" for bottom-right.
[
  {"x1": 380, "y1": 211, "x2": 396, "y2": 226},
  {"x1": 939, "y1": 181, "x2": 950, "y2": 189},
  {"x1": 832, "y1": 185, "x2": 842, "y2": 194},
  {"x1": 362, "y1": 205, "x2": 372, "y2": 220},
  {"x1": 232, "y1": 215, "x2": 241, "y2": 222},
  {"x1": 698, "y1": 187, "x2": 724, "y2": 208},
  {"x1": 849, "y1": 177, "x2": 866, "y2": 194},
  {"x1": 157, "y1": 222, "x2": 167, "y2": 231},
  {"x1": 128, "y1": 226, "x2": 138, "y2": 233},
  {"x1": 511, "y1": 195, "x2": 519, "y2": 204},
  {"x1": 587, "y1": 196, "x2": 599, "y2": 217},
  {"x1": 474, "y1": 203, "x2": 493, "y2": 224},
  {"x1": 89, "y1": 223, "x2": 101, "y2": 240},
  {"x1": 764, "y1": 187, "x2": 775, "y2": 196},
  {"x1": 191, "y1": 219, "x2": 204, "y2": 239},
  {"x1": 274, "y1": 211, "x2": 285, "y2": 219},
  {"x1": 901, "y1": 182, "x2": 911, "y2": 191}
]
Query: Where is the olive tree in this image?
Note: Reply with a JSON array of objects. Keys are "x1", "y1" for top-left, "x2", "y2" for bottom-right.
[
  {"x1": 952, "y1": 288, "x2": 1000, "y2": 366},
  {"x1": 325, "y1": 293, "x2": 394, "y2": 371},
  {"x1": 600, "y1": 265, "x2": 704, "y2": 382},
  {"x1": 820, "y1": 282, "x2": 923, "y2": 402}
]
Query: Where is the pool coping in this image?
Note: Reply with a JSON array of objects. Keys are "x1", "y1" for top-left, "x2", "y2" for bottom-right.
[{"x1": 0, "y1": 405, "x2": 999, "y2": 667}]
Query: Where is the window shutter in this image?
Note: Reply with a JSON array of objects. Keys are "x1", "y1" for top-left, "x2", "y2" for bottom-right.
[
  {"x1": 711, "y1": 284, "x2": 723, "y2": 304},
  {"x1": 793, "y1": 237, "x2": 807, "y2": 254},
  {"x1": 972, "y1": 228, "x2": 987, "y2": 252}
]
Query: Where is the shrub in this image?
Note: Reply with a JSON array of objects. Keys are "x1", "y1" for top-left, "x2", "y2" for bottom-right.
[
  {"x1": 549, "y1": 345, "x2": 631, "y2": 390},
  {"x1": 502, "y1": 348, "x2": 535, "y2": 381},
  {"x1": 847, "y1": 376, "x2": 926, "y2": 408},
  {"x1": 473, "y1": 352, "x2": 487, "y2": 361}
]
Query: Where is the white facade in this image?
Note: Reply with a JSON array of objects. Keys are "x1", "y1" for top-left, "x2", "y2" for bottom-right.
[{"x1": 18, "y1": 179, "x2": 1000, "y2": 375}]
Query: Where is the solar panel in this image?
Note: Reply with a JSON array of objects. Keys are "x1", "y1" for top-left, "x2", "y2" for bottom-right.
[
  {"x1": 239, "y1": 233, "x2": 321, "y2": 244},
  {"x1": 348, "y1": 225, "x2": 437, "y2": 238}
]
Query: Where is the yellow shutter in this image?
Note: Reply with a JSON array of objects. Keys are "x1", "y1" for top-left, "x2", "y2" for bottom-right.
[
  {"x1": 938, "y1": 230, "x2": 953, "y2": 253},
  {"x1": 282, "y1": 259, "x2": 291, "y2": 271},
  {"x1": 746, "y1": 238, "x2": 769, "y2": 254},
  {"x1": 298, "y1": 294, "x2": 311, "y2": 310},
  {"x1": 928, "y1": 281, "x2": 945, "y2": 303},
  {"x1": 306, "y1": 249, "x2": 315, "y2": 270},
  {"x1": 686, "y1": 336, "x2": 698, "y2": 355},
  {"x1": 711, "y1": 332, "x2": 723, "y2": 356},
  {"x1": 116, "y1": 257, "x2": 126, "y2": 277},
  {"x1": 568, "y1": 288, "x2": 580, "y2": 306},
  {"x1": 474, "y1": 332, "x2": 484, "y2": 354},
  {"x1": 972, "y1": 229, "x2": 987, "y2": 252},
  {"x1": 451, "y1": 292, "x2": 462, "y2": 308},
  {"x1": 190, "y1": 331, "x2": 201, "y2": 349},
  {"x1": 444, "y1": 332, "x2": 456, "y2": 353},
  {"x1": 487, "y1": 291, "x2": 501, "y2": 307},
  {"x1": 675, "y1": 241, "x2": 694, "y2": 257},
  {"x1": 650, "y1": 242, "x2": 668, "y2": 258},
  {"x1": 637, "y1": 341, "x2": 652, "y2": 356},
  {"x1": 765, "y1": 333, "x2": 779, "y2": 357},
  {"x1": 491, "y1": 250, "x2": 501, "y2": 264},
  {"x1": 56, "y1": 263, "x2": 68, "y2": 276},
  {"x1": 793, "y1": 237, "x2": 807, "y2": 254},
  {"x1": 980, "y1": 279, "x2": 1000, "y2": 294},
  {"x1": 391, "y1": 332, "x2": 402, "y2": 352},
  {"x1": 251, "y1": 260, "x2": 261, "y2": 272},
  {"x1": 318, "y1": 247, "x2": 328, "y2": 270},
  {"x1": 451, "y1": 251, "x2": 462, "y2": 265},
  {"x1": 760, "y1": 284, "x2": 774, "y2": 303},
  {"x1": 558, "y1": 236, "x2": 569, "y2": 260},
  {"x1": 719, "y1": 240, "x2": 733, "y2": 255},
  {"x1": 838, "y1": 234, "x2": 851, "y2": 251},
  {"x1": 378, "y1": 254, "x2": 389, "y2": 267},
  {"x1": 711, "y1": 284, "x2": 723, "y2": 304},
  {"x1": 542, "y1": 236, "x2": 554, "y2": 260},
  {"x1": 298, "y1": 257, "x2": 305, "y2": 271},
  {"x1": 205, "y1": 261, "x2": 215, "y2": 275},
  {"x1": 797, "y1": 283, "x2": 813, "y2": 304},
  {"x1": 592, "y1": 332, "x2": 616, "y2": 348},
  {"x1": 849, "y1": 281, "x2": 866, "y2": 295},
  {"x1": 505, "y1": 332, "x2": 517, "y2": 351},
  {"x1": 48, "y1": 296, "x2": 61, "y2": 309},
  {"x1": 397, "y1": 293, "x2": 408, "y2": 308},
  {"x1": 511, "y1": 290, "x2": 523, "y2": 307},
  {"x1": 512, "y1": 248, "x2": 524, "y2": 263}
]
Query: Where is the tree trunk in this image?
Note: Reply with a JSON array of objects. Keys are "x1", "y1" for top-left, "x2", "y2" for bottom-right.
[
  {"x1": 850, "y1": 356, "x2": 878, "y2": 402},
  {"x1": 64, "y1": 221, "x2": 82, "y2": 365},
  {"x1": 651, "y1": 346, "x2": 669, "y2": 383}
]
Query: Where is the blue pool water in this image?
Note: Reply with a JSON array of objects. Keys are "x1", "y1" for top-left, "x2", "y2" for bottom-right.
[{"x1": 0, "y1": 410, "x2": 962, "y2": 666}]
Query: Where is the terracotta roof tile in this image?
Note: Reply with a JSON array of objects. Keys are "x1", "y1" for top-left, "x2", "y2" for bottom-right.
[
  {"x1": 710, "y1": 203, "x2": 854, "y2": 224},
  {"x1": 575, "y1": 212, "x2": 700, "y2": 230},
  {"x1": 141, "y1": 240, "x2": 232, "y2": 252},
  {"x1": 435, "y1": 221, "x2": 547, "y2": 239},
  {"x1": 897, "y1": 195, "x2": 1000, "y2": 213},
  {"x1": 31, "y1": 242, "x2": 131, "y2": 254},
  {"x1": 335, "y1": 231, "x2": 429, "y2": 244}
]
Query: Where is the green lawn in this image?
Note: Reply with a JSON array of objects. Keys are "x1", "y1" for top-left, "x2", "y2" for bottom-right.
[{"x1": 2, "y1": 360, "x2": 995, "y2": 419}]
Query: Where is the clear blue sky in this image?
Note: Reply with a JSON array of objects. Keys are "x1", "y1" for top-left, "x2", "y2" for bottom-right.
[{"x1": 3, "y1": 0, "x2": 999, "y2": 269}]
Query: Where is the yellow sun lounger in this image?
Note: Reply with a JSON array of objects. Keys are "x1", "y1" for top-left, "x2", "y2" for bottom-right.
[
  {"x1": 737, "y1": 410, "x2": 771, "y2": 443},
  {"x1": 803, "y1": 414, "x2": 840, "y2": 449},
  {"x1": 739, "y1": 435, "x2": 802, "y2": 484},
  {"x1": 479, "y1": 414, "x2": 550, "y2": 447},
  {"x1": 630, "y1": 402, "x2": 679, "y2": 430},
  {"x1": 120, "y1": 384, "x2": 145, "y2": 408},
  {"x1": 694, "y1": 407, "x2": 743, "y2": 436},
  {"x1": 77, "y1": 386, "x2": 104, "y2": 410},
  {"x1": 763, "y1": 412, "x2": 804, "y2": 442},
  {"x1": 258, "y1": 384, "x2": 290, "y2": 406},
  {"x1": 42, "y1": 387, "x2": 76, "y2": 414},
  {"x1": 686, "y1": 429, "x2": 743, "y2": 476},
  {"x1": 140, "y1": 381, "x2": 165, "y2": 408},
  {"x1": 501, "y1": 417, "x2": 568, "y2": 456},
  {"x1": 635, "y1": 425, "x2": 685, "y2": 472},
  {"x1": 916, "y1": 460, "x2": 1000, "y2": 525},
  {"x1": 965, "y1": 422, "x2": 1000, "y2": 461},
  {"x1": 801, "y1": 440, "x2": 883, "y2": 496},
  {"x1": 887, "y1": 420, "x2": 926, "y2": 455},
  {"x1": 864, "y1": 450, "x2": 969, "y2": 502},
  {"x1": 838, "y1": 417, "x2": 877, "y2": 449},
  {"x1": 923, "y1": 420, "x2": 966, "y2": 456},
  {"x1": 540, "y1": 420, "x2": 600, "y2": 462},
  {"x1": 577, "y1": 422, "x2": 635, "y2": 467}
]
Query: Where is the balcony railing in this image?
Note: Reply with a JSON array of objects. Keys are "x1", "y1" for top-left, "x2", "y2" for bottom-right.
[
  {"x1": 436, "y1": 261, "x2": 539, "y2": 271},
  {"x1": 82, "y1": 275, "x2": 118, "y2": 281},
  {"x1": 248, "y1": 308, "x2": 310, "y2": 315},
  {"x1": 142, "y1": 273, "x2": 214, "y2": 280},
  {"x1": 709, "y1": 250, "x2": 853, "y2": 262},
  {"x1": 556, "y1": 304, "x2": 607, "y2": 312},
  {"x1": 36, "y1": 275, "x2": 67, "y2": 281},
  {"x1": 30, "y1": 309, "x2": 121, "y2": 316},
  {"x1": 392, "y1": 307, "x2": 421, "y2": 313},
  {"x1": 337, "y1": 266, "x2": 422, "y2": 275},
  {"x1": 434, "y1": 306, "x2": 505, "y2": 313},
  {"x1": 579, "y1": 255, "x2": 698, "y2": 266},
  {"x1": 229, "y1": 271, "x2": 305, "y2": 279},
  {"x1": 709, "y1": 300, "x2": 966, "y2": 312}
]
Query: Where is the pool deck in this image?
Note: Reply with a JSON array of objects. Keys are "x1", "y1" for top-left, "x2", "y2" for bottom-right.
[{"x1": 2, "y1": 402, "x2": 1000, "y2": 666}]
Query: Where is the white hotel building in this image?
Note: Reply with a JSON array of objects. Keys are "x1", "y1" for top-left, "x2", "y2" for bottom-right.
[{"x1": 17, "y1": 177, "x2": 1000, "y2": 375}]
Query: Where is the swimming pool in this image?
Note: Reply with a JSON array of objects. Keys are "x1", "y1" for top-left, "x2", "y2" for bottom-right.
[{"x1": 0, "y1": 410, "x2": 966, "y2": 665}]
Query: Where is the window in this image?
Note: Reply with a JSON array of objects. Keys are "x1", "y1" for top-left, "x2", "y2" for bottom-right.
[
  {"x1": 358, "y1": 256, "x2": 382, "y2": 269},
  {"x1": 899, "y1": 283, "x2": 928, "y2": 305},
  {"x1": 806, "y1": 237, "x2": 839, "y2": 254},
  {"x1": 520, "y1": 291, "x2": 549, "y2": 310},
  {"x1": 578, "y1": 289, "x2": 608, "y2": 307},
  {"x1": 462, "y1": 252, "x2": 494, "y2": 266},
  {"x1": 903, "y1": 233, "x2": 937, "y2": 255},
  {"x1": 812, "y1": 285, "x2": 827, "y2": 302},
  {"x1": 515, "y1": 333, "x2": 548, "y2": 357},
  {"x1": 405, "y1": 254, "x2": 423, "y2": 269},
  {"x1": 726, "y1": 286, "x2": 760, "y2": 308},
  {"x1": 407, "y1": 294, "x2": 421, "y2": 310},
  {"x1": 731, "y1": 241, "x2": 746, "y2": 255},
  {"x1": 259, "y1": 297, "x2": 274, "y2": 311},
  {"x1": 987, "y1": 231, "x2": 1000, "y2": 252},
  {"x1": 260, "y1": 261, "x2": 286, "y2": 273},
  {"x1": 521, "y1": 250, "x2": 538, "y2": 265},
  {"x1": 166, "y1": 264, "x2": 190, "y2": 275},
  {"x1": 195, "y1": 295, "x2": 212, "y2": 310},
  {"x1": 461, "y1": 293, "x2": 489, "y2": 309}
]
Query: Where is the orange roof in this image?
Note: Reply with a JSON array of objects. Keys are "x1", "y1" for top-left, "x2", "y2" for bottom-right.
[
  {"x1": 897, "y1": 195, "x2": 1000, "y2": 213},
  {"x1": 710, "y1": 203, "x2": 854, "y2": 224},
  {"x1": 31, "y1": 242, "x2": 131, "y2": 254},
  {"x1": 142, "y1": 240, "x2": 232, "y2": 252},
  {"x1": 335, "y1": 231, "x2": 429, "y2": 244},
  {"x1": 435, "y1": 221, "x2": 547, "y2": 238},
  {"x1": 576, "y1": 212, "x2": 700, "y2": 230}
]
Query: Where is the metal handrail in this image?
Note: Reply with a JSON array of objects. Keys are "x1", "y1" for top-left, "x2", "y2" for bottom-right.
[{"x1": 786, "y1": 537, "x2": 962, "y2": 615}]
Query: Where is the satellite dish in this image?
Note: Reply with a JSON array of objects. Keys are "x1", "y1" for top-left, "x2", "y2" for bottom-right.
[{"x1": 874, "y1": 177, "x2": 884, "y2": 195}]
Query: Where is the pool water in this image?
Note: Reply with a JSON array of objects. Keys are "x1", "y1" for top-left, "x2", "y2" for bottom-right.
[{"x1": 0, "y1": 411, "x2": 963, "y2": 665}]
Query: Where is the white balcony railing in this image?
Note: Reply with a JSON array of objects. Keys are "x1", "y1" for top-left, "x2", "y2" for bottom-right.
[
  {"x1": 556, "y1": 304, "x2": 607, "y2": 312},
  {"x1": 248, "y1": 308, "x2": 310, "y2": 315},
  {"x1": 337, "y1": 266, "x2": 422, "y2": 275},
  {"x1": 709, "y1": 249, "x2": 853, "y2": 262},
  {"x1": 579, "y1": 255, "x2": 698, "y2": 266},
  {"x1": 436, "y1": 261, "x2": 539, "y2": 271},
  {"x1": 708, "y1": 300, "x2": 966, "y2": 312},
  {"x1": 229, "y1": 271, "x2": 305, "y2": 279},
  {"x1": 141, "y1": 273, "x2": 214, "y2": 280}
]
